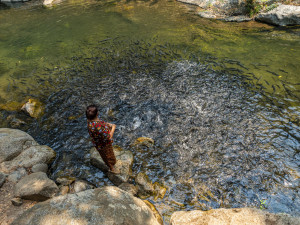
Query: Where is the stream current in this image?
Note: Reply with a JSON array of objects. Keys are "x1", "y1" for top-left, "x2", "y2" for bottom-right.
[{"x1": 0, "y1": 0, "x2": 299, "y2": 223}]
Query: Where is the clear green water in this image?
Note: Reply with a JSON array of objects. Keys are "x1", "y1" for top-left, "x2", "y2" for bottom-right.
[{"x1": 0, "y1": 0, "x2": 299, "y2": 101}]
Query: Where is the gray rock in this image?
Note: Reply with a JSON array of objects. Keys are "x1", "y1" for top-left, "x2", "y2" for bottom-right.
[
  {"x1": 135, "y1": 172, "x2": 154, "y2": 195},
  {"x1": 43, "y1": 0, "x2": 64, "y2": 6},
  {"x1": 256, "y1": 4, "x2": 300, "y2": 26},
  {"x1": 178, "y1": 0, "x2": 246, "y2": 15},
  {"x1": 220, "y1": 15, "x2": 252, "y2": 22},
  {"x1": 198, "y1": 11, "x2": 217, "y2": 19},
  {"x1": 31, "y1": 163, "x2": 48, "y2": 173},
  {"x1": 12, "y1": 186, "x2": 161, "y2": 225},
  {"x1": 56, "y1": 177, "x2": 75, "y2": 186},
  {"x1": 90, "y1": 146, "x2": 133, "y2": 185},
  {"x1": 0, "y1": 172, "x2": 7, "y2": 188},
  {"x1": 7, "y1": 168, "x2": 28, "y2": 183},
  {"x1": 15, "y1": 172, "x2": 59, "y2": 201},
  {"x1": 0, "y1": 128, "x2": 36, "y2": 163},
  {"x1": 0, "y1": 145, "x2": 56, "y2": 174},
  {"x1": 170, "y1": 208, "x2": 300, "y2": 225},
  {"x1": 72, "y1": 180, "x2": 94, "y2": 193},
  {"x1": 11, "y1": 197, "x2": 23, "y2": 206},
  {"x1": 118, "y1": 183, "x2": 138, "y2": 196}
]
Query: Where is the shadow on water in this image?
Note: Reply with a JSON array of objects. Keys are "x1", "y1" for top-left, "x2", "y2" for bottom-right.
[{"x1": 1, "y1": 39, "x2": 299, "y2": 223}]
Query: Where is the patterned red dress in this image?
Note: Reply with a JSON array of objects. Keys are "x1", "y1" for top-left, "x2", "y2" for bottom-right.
[{"x1": 87, "y1": 119, "x2": 116, "y2": 170}]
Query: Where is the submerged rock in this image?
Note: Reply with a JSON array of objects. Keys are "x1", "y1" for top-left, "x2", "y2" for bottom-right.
[
  {"x1": 256, "y1": 4, "x2": 300, "y2": 26},
  {"x1": 135, "y1": 172, "x2": 155, "y2": 196},
  {"x1": 170, "y1": 208, "x2": 300, "y2": 225},
  {"x1": 15, "y1": 172, "x2": 59, "y2": 201},
  {"x1": 56, "y1": 176, "x2": 75, "y2": 186},
  {"x1": 133, "y1": 137, "x2": 155, "y2": 147},
  {"x1": 12, "y1": 186, "x2": 162, "y2": 225},
  {"x1": 90, "y1": 146, "x2": 133, "y2": 185}
]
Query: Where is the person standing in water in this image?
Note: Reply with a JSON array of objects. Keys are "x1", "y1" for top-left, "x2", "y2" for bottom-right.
[{"x1": 86, "y1": 104, "x2": 119, "y2": 174}]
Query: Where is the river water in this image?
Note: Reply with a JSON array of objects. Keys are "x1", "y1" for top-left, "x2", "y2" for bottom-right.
[{"x1": 0, "y1": 0, "x2": 299, "y2": 223}]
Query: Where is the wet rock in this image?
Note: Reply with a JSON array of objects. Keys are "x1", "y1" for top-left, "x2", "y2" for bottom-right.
[
  {"x1": 7, "y1": 115, "x2": 26, "y2": 128},
  {"x1": 90, "y1": 146, "x2": 133, "y2": 185},
  {"x1": 56, "y1": 177, "x2": 75, "y2": 186},
  {"x1": 143, "y1": 200, "x2": 164, "y2": 225},
  {"x1": 59, "y1": 185, "x2": 69, "y2": 195},
  {"x1": 118, "y1": 182, "x2": 138, "y2": 196},
  {"x1": 12, "y1": 186, "x2": 162, "y2": 225},
  {"x1": 170, "y1": 208, "x2": 300, "y2": 225},
  {"x1": 72, "y1": 180, "x2": 94, "y2": 193},
  {"x1": 0, "y1": 145, "x2": 56, "y2": 174},
  {"x1": 256, "y1": 5, "x2": 300, "y2": 26},
  {"x1": 220, "y1": 15, "x2": 252, "y2": 22},
  {"x1": 31, "y1": 163, "x2": 48, "y2": 173},
  {"x1": 0, "y1": 128, "x2": 36, "y2": 163},
  {"x1": 21, "y1": 99, "x2": 43, "y2": 118},
  {"x1": 11, "y1": 197, "x2": 23, "y2": 206},
  {"x1": 133, "y1": 137, "x2": 155, "y2": 147},
  {"x1": 15, "y1": 172, "x2": 59, "y2": 201},
  {"x1": 7, "y1": 168, "x2": 28, "y2": 183},
  {"x1": 0, "y1": 172, "x2": 7, "y2": 188},
  {"x1": 153, "y1": 182, "x2": 167, "y2": 201},
  {"x1": 135, "y1": 172, "x2": 154, "y2": 196}
]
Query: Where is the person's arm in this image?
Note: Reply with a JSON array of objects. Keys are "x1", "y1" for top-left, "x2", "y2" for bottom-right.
[{"x1": 107, "y1": 123, "x2": 116, "y2": 140}]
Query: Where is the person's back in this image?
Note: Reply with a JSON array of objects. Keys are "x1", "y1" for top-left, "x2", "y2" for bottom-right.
[{"x1": 86, "y1": 104, "x2": 119, "y2": 173}]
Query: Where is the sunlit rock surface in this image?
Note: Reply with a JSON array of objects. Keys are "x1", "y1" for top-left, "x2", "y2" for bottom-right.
[
  {"x1": 256, "y1": 4, "x2": 300, "y2": 26},
  {"x1": 21, "y1": 99, "x2": 44, "y2": 118},
  {"x1": 15, "y1": 172, "x2": 59, "y2": 201},
  {"x1": 12, "y1": 186, "x2": 161, "y2": 225},
  {"x1": 0, "y1": 128, "x2": 36, "y2": 163},
  {"x1": 90, "y1": 146, "x2": 133, "y2": 185},
  {"x1": 170, "y1": 208, "x2": 300, "y2": 225}
]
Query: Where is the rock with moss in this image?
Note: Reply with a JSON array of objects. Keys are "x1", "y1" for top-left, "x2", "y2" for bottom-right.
[
  {"x1": 170, "y1": 208, "x2": 300, "y2": 225},
  {"x1": 21, "y1": 99, "x2": 44, "y2": 118},
  {"x1": 135, "y1": 172, "x2": 155, "y2": 197},
  {"x1": 12, "y1": 186, "x2": 162, "y2": 225}
]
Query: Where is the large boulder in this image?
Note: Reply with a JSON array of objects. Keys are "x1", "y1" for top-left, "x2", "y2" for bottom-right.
[
  {"x1": 15, "y1": 172, "x2": 59, "y2": 201},
  {"x1": 256, "y1": 4, "x2": 300, "y2": 26},
  {"x1": 0, "y1": 145, "x2": 56, "y2": 174},
  {"x1": 90, "y1": 146, "x2": 133, "y2": 185},
  {"x1": 170, "y1": 208, "x2": 300, "y2": 225},
  {"x1": 177, "y1": 0, "x2": 246, "y2": 15},
  {"x1": 12, "y1": 186, "x2": 161, "y2": 225},
  {"x1": 0, "y1": 128, "x2": 36, "y2": 163}
]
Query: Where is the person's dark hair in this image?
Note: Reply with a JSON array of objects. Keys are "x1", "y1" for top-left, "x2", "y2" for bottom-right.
[{"x1": 86, "y1": 104, "x2": 98, "y2": 120}]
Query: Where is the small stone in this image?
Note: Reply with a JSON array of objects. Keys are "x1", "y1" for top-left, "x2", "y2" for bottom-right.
[
  {"x1": 118, "y1": 183, "x2": 138, "y2": 196},
  {"x1": 59, "y1": 186, "x2": 69, "y2": 195},
  {"x1": 11, "y1": 197, "x2": 23, "y2": 206},
  {"x1": 0, "y1": 172, "x2": 7, "y2": 188},
  {"x1": 7, "y1": 168, "x2": 27, "y2": 183},
  {"x1": 31, "y1": 163, "x2": 48, "y2": 173},
  {"x1": 56, "y1": 177, "x2": 75, "y2": 186},
  {"x1": 153, "y1": 182, "x2": 167, "y2": 201},
  {"x1": 73, "y1": 180, "x2": 94, "y2": 193}
]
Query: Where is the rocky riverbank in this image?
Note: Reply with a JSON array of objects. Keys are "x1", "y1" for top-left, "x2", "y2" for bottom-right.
[{"x1": 1, "y1": 128, "x2": 300, "y2": 224}]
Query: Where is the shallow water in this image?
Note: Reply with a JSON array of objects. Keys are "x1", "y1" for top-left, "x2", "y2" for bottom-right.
[{"x1": 0, "y1": 0, "x2": 299, "y2": 223}]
